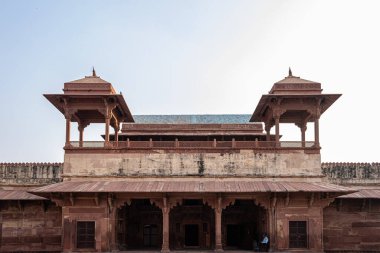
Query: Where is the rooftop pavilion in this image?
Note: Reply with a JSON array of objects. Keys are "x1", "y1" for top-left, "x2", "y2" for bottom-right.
[{"x1": 44, "y1": 69, "x2": 340, "y2": 152}]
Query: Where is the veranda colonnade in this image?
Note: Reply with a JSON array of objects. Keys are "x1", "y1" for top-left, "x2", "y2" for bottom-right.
[{"x1": 110, "y1": 194, "x2": 271, "y2": 252}]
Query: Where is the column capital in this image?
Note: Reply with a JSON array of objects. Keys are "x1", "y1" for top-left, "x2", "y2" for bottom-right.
[
  {"x1": 63, "y1": 106, "x2": 78, "y2": 120},
  {"x1": 295, "y1": 121, "x2": 307, "y2": 131},
  {"x1": 272, "y1": 107, "x2": 286, "y2": 119},
  {"x1": 78, "y1": 120, "x2": 90, "y2": 131},
  {"x1": 264, "y1": 121, "x2": 274, "y2": 131}
]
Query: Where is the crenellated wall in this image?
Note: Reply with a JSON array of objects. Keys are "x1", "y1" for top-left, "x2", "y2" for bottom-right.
[
  {"x1": 0, "y1": 163, "x2": 63, "y2": 186},
  {"x1": 322, "y1": 162, "x2": 380, "y2": 185}
]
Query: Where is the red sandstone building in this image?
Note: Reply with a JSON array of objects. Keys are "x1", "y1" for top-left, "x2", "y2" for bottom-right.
[{"x1": 1, "y1": 70, "x2": 380, "y2": 252}]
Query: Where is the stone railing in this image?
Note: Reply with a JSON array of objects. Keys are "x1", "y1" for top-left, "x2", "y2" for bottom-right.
[
  {"x1": 322, "y1": 162, "x2": 380, "y2": 185},
  {"x1": 68, "y1": 140, "x2": 316, "y2": 149},
  {"x1": 0, "y1": 163, "x2": 63, "y2": 186}
]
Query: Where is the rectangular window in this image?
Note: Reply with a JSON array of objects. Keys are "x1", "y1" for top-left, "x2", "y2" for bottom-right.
[
  {"x1": 289, "y1": 221, "x2": 307, "y2": 248},
  {"x1": 77, "y1": 221, "x2": 95, "y2": 249}
]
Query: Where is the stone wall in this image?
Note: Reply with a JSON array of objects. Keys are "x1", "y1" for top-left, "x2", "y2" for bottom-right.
[
  {"x1": 322, "y1": 162, "x2": 380, "y2": 185},
  {"x1": 64, "y1": 151, "x2": 322, "y2": 178},
  {"x1": 62, "y1": 198, "x2": 110, "y2": 252},
  {"x1": 0, "y1": 163, "x2": 63, "y2": 186},
  {"x1": 273, "y1": 193, "x2": 327, "y2": 252},
  {"x1": 0, "y1": 200, "x2": 62, "y2": 252},
  {"x1": 324, "y1": 199, "x2": 380, "y2": 252},
  {"x1": 1, "y1": 161, "x2": 380, "y2": 185}
]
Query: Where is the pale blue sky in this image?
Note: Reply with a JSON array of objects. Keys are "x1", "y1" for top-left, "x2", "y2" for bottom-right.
[{"x1": 1, "y1": 0, "x2": 379, "y2": 162}]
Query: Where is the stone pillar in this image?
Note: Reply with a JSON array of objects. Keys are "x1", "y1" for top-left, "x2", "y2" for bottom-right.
[
  {"x1": 301, "y1": 125, "x2": 306, "y2": 147},
  {"x1": 265, "y1": 124, "x2": 271, "y2": 142},
  {"x1": 274, "y1": 116, "x2": 280, "y2": 147},
  {"x1": 78, "y1": 125, "x2": 84, "y2": 148},
  {"x1": 109, "y1": 195, "x2": 118, "y2": 251},
  {"x1": 297, "y1": 122, "x2": 307, "y2": 148},
  {"x1": 65, "y1": 116, "x2": 71, "y2": 147},
  {"x1": 268, "y1": 208, "x2": 276, "y2": 251},
  {"x1": 314, "y1": 117, "x2": 320, "y2": 148},
  {"x1": 215, "y1": 196, "x2": 223, "y2": 252},
  {"x1": 105, "y1": 116, "x2": 110, "y2": 144},
  {"x1": 162, "y1": 197, "x2": 170, "y2": 253},
  {"x1": 62, "y1": 216, "x2": 72, "y2": 252},
  {"x1": 114, "y1": 125, "x2": 119, "y2": 146}
]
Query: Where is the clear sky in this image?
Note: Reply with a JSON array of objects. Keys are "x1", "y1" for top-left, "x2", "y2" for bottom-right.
[{"x1": 0, "y1": 0, "x2": 379, "y2": 162}]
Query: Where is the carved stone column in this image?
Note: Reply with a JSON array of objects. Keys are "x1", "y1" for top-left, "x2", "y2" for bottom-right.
[
  {"x1": 314, "y1": 116, "x2": 320, "y2": 148},
  {"x1": 269, "y1": 193, "x2": 277, "y2": 251},
  {"x1": 63, "y1": 100, "x2": 72, "y2": 148},
  {"x1": 274, "y1": 116, "x2": 280, "y2": 147},
  {"x1": 265, "y1": 123, "x2": 272, "y2": 142},
  {"x1": 301, "y1": 125, "x2": 306, "y2": 147},
  {"x1": 65, "y1": 117, "x2": 71, "y2": 147},
  {"x1": 101, "y1": 101, "x2": 115, "y2": 147},
  {"x1": 296, "y1": 121, "x2": 307, "y2": 148},
  {"x1": 105, "y1": 115, "x2": 111, "y2": 144},
  {"x1": 108, "y1": 194, "x2": 118, "y2": 251},
  {"x1": 114, "y1": 123, "x2": 120, "y2": 146},
  {"x1": 215, "y1": 195, "x2": 223, "y2": 252},
  {"x1": 162, "y1": 197, "x2": 170, "y2": 253},
  {"x1": 78, "y1": 125, "x2": 84, "y2": 148},
  {"x1": 314, "y1": 100, "x2": 322, "y2": 148}
]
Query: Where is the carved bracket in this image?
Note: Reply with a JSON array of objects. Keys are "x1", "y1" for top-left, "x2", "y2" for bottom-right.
[
  {"x1": 107, "y1": 194, "x2": 114, "y2": 213},
  {"x1": 285, "y1": 192, "x2": 290, "y2": 206},
  {"x1": 17, "y1": 200, "x2": 24, "y2": 212},
  {"x1": 270, "y1": 193, "x2": 277, "y2": 209},
  {"x1": 69, "y1": 193, "x2": 74, "y2": 206},
  {"x1": 50, "y1": 193, "x2": 65, "y2": 207},
  {"x1": 308, "y1": 192, "x2": 315, "y2": 207},
  {"x1": 203, "y1": 196, "x2": 235, "y2": 211}
]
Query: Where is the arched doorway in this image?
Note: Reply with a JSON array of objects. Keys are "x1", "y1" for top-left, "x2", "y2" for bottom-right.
[
  {"x1": 222, "y1": 199, "x2": 267, "y2": 250},
  {"x1": 169, "y1": 199, "x2": 215, "y2": 250},
  {"x1": 116, "y1": 199, "x2": 162, "y2": 250}
]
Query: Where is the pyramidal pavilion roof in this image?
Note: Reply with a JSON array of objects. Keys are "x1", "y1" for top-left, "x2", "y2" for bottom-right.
[
  {"x1": 65, "y1": 68, "x2": 110, "y2": 85},
  {"x1": 269, "y1": 68, "x2": 322, "y2": 95},
  {"x1": 273, "y1": 67, "x2": 319, "y2": 85},
  {"x1": 63, "y1": 68, "x2": 116, "y2": 95}
]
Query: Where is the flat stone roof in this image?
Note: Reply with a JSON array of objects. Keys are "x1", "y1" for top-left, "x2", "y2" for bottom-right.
[{"x1": 132, "y1": 114, "x2": 251, "y2": 124}]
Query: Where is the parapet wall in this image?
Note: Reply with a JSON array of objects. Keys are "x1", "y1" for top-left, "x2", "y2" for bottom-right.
[
  {"x1": 322, "y1": 162, "x2": 380, "y2": 185},
  {"x1": 0, "y1": 163, "x2": 63, "y2": 186},
  {"x1": 1, "y1": 161, "x2": 380, "y2": 186},
  {"x1": 63, "y1": 151, "x2": 322, "y2": 178}
]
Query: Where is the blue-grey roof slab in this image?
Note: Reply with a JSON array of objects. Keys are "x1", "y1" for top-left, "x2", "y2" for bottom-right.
[{"x1": 132, "y1": 114, "x2": 252, "y2": 124}]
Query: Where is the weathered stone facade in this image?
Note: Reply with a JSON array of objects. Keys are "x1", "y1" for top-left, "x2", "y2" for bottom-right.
[
  {"x1": 0, "y1": 163, "x2": 63, "y2": 186},
  {"x1": 0, "y1": 201, "x2": 62, "y2": 252},
  {"x1": 64, "y1": 151, "x2": 321, "y2": 179},
  {"x1": 324, "y1": 199, "x2": 380, "y2": 252},
  {"x1": 0, "y1": 163, "x2": 63, "y2": 252},
  {"x1": 322, "y1": 162, "x2": 380, "y2": 252},
  {"x1": 322, "y1": 162, "x2": 380, "y2": 185}
]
